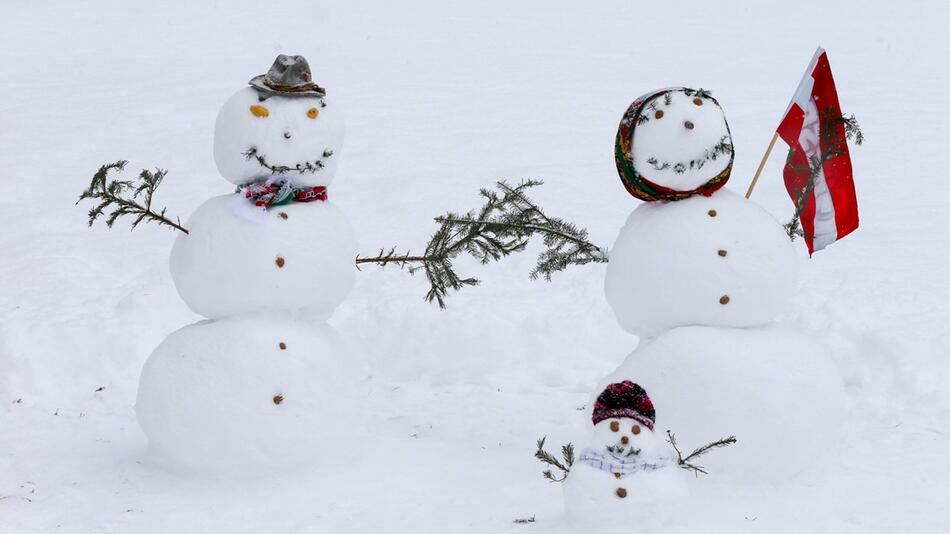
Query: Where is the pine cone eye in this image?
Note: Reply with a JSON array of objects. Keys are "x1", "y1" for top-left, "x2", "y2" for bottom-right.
[
  {"x1": 307, "y1": 107, "x2": 319, "y2": 119},
  {"x1": 610, "y1": 421, "x2": 620, "y2": 432}
]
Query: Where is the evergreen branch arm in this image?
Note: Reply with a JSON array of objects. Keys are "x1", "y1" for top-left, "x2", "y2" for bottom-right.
[
  {"x1": 356, "y1": 179, "x2": 607, "y2": 307},
  {"x1": 535, "y1": 436, "x2": 573, "y2": 483},
  {"x1": 77, "y1": 161, "x2": 189, "y2": 234},
  {"x1": 666, "y1": 431, "x2": 737, "y2": 477}
]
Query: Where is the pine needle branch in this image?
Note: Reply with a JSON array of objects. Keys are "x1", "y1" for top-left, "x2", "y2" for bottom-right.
[
  {"x1": 77, "y1": 161, "x2": 189, "y2": 234},
  {"x1": 356, "y1": 180, "x2": 607, "y2": 308},
  {"x1": 243, "y1": 147, "x2": 334, "y2": 175},
  {"x1": 535, "y1": 436, "x2": 574, "y2": 483},
  {"x1": 666, "y1": 430, "x2": 737, "y2": 477}
]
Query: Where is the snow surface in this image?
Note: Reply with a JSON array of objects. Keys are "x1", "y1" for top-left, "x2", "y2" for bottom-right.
[{"x1": 2, "y1": 1, "x2": 950, "y2": 532}]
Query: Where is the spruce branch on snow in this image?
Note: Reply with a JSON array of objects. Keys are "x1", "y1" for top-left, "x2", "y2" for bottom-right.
[
  {"x1": 534, "y1": 436, "x2": 575, "y2": 482},
  {"x1": 784, "y1": 112, "x2": 864, "y2": 241},
  {"x1": 666, "y1": 430, "x2": 737, "y2": 477},
  {"x1": 357, "y1": 180, "x2": 608, "y2": 308},
  {"x1": 77, "y1": 161, "x2": 189, "y2": 234}
]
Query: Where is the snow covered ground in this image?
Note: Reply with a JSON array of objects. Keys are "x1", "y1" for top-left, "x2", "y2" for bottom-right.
[{"x1": 2, "y1": 0, "x2": 950, "y2": 532}]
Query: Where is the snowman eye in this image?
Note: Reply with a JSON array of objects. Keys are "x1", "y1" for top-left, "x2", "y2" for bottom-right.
[
  {"x1": 249, "y1": 105, "x2": 269, "y2": 118},
  {"x1": 632, "y1": 425, "x2": 641, "y2": 435},
  {"x1": 693, "y1": 98, "x2": 704, "y2": 106},
  {"x1": 307, "y1": 107, "x2": 319, "y2": 119},
  {"x1": 655, "y1": 110, "x2": 664, "y2": 119},
  {"x1": 610, "y1": 421, "x2": 620, "y2": 432}
]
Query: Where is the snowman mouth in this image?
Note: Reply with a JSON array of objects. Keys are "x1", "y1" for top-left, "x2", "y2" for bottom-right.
[
  {"x1": 606, "y1": 444, "x2": 641, "y2": 458},
  {"x1": 242, "y1": 146, "x2": 334, "y2": 176},
  {"x1": 645, "y1": 135, "x2": 732, "y2": 175}
]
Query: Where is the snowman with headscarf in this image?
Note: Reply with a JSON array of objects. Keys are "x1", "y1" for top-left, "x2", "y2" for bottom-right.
[
  {"x1": 563, "y1": 381, "x2": 687, "y2": 526},
  {"x1": 599, "y1": 87, "x2": 845, "y2": 484},
  {"x1": 135, "y1": 55, "x2": 363, "y2": 474}
]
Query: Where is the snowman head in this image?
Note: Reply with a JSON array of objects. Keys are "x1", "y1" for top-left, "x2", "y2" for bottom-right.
[
  {"x1": 615, "y1": 88, "x2": 733, "y2": 202},
  {"x1": 591, "y1": 381, "x2": 660, "y2": 457},
  {"x1": 213, "y1": 55, "x2": 344, "y2": 188}
]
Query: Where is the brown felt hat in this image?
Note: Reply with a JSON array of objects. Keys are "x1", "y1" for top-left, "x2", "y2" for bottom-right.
[{"x1": 249, "y1": 55, "x2": 326, "y2": 98}]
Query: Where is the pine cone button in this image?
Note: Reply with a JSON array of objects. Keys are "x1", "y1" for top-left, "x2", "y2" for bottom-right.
[
  {"x1": 708, "y1": 209, "x2": 717, "y2": 217},
  {"x1": 614, "y1": 472, "x2": 622, "y2": 479},
  {"x1": 718, "y1": 249, "x2": 728, "y2": 257},
  {"x1": 616, "y1": 487, "x2": 627, "y2": 498},
  {"x1": 272, "y1": 394, "x2": 284, "y2": 405},
  {"x1": 279, "y1": 342, "x2": 287, "y2": 350},
  {"x1": 720, "y1": 295, "x2": 730, "y2": 305},
  {"x1": 276, "y1": 256, "x2": 286, "y2": 268},
  {"x1": 278, "y1": 212, "x2": 289, "y2": 220}
]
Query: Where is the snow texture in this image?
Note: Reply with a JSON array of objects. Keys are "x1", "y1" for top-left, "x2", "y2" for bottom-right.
[
  {"x1": 3, "y1": 1, "x2": 950, "y2": 532},
  {"x1": 214, "y1": 87, "x2": 344, "y2": 187},
  {"x1": 602, "y1": 325, "x2": 846, "y2": 484},
  {"x1": 605, "y1": 188, "x2": 797, "y2": 337},
  {"x1": 631, "y1": 90, "x2": 732, "y2": 190},
  {"x1": 136, "y1": 314, "x2": 363, "y2": 474},
  {"x1": 170, "y1": 195, "x2": 356, "y2": 320}
]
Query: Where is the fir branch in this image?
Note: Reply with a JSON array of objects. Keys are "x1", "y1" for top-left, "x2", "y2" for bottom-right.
[
  {"x1": 356, "y1": 180, "x2": 607, "y2": 308},
  {"x1": 535, "y1": 436, "x2": 574, "y2": 483},
  {"x1": 646, "y1": 135, "x2": 732, "y2": 175},
  {"x1": 243, "y1": 147, "x2": 334, "y2": 175},
  {"x1": 666, "y1": 430, "x2": 737, "y2": 477},
  {"x1": 77, "y1": 161, "x2": 189, "y2": 234}
]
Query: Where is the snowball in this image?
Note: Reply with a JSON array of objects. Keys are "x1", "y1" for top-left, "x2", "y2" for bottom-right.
[
  {"x1": 136, "y1": 315, "x2": 364, "y2": 474},
  {"x1": 601, "y1": 326, "x2": 847, "y2": 484},
  {"x1": 631, "y1": 90, "x2": 731, "y2": 191},
  {"x1": 170, "y1": 194, "x2": 356, "y2": 320},
  {"x1": 213, "y1": 87, "x2": 344, "y2": 187},
  {"x1": 605, "y1": 188, "x2": 797, "y2": 337},
  {"x1": 563, "y1": 458, "x2": 688, "y2": 529}
]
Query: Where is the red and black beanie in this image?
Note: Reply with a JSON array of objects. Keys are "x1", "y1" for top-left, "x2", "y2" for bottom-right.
[{"x1": 592, "y1": 381, "x2": 655, "y2": 431}]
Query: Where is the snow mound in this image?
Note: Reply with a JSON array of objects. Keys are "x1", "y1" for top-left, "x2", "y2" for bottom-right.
[
  {"x1": 605, "y1": 188, "x2": 797, "y2": 337},
  {"x1": 601, "y1": 325, "x2": 847, "y2": 484},
  {"x1": 136, "y1": 314, "x2": 364, "y2": 474},
  {"x1": 170, "y1": 194, "x2": 356, "y2": 320},
  {"x1": 213, "y1": 87, "x2": 344, "y2": 187}
]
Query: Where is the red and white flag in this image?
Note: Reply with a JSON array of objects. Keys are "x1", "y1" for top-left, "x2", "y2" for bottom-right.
[{"x1": 777, "y1": 47, "x2": 858, "y2": 255}]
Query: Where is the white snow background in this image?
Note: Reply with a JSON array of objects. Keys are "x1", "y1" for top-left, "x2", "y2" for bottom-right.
[{"x1": 2, "y1": 0, "x2": 949, "y2": 532}]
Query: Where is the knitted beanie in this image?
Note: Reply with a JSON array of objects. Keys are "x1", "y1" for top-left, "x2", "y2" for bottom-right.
[
  {"x1": 592, "y1": 381, "x2": 656, "y2": 431},
  {"x1": 614, "y1": 87, "x2": 734, "y2": 202}
]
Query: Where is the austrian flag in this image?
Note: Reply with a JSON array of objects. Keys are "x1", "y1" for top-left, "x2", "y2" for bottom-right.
[{"x1": 777, "y1": 47, "x2": 859, "y2": 254}]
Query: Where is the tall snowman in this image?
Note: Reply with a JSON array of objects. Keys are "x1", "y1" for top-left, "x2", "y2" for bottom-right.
[
  {"x1": 136, "y1": 55, "x2": 362, "y2": 473},
  {"x1": 600, "y1": 87, "x2": 845, "y2": 483}
]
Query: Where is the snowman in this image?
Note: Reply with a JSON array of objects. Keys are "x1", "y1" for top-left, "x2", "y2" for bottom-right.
[
  {"x1": 136, "y1": 55, "x2": 363, "y2": 473},
  {"x1": 563, "y1": 381, "x2": 687, "y2": 528},
  {"x1": 600, "y1": 87, "x2": 846, "y2": 483}
]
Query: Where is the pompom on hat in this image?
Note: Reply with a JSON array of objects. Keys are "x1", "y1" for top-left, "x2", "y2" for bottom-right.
[
  {"x1": 614, "y1": 87, "x2": 734, "y2": 202},
  {"x1": 592, "y1": 380, "x2": 656, "y2": 431}
]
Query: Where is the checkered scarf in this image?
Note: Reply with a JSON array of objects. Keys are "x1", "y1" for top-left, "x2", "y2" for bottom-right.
[{"x1": 577, "y1": 448, "x2": 672, "y2": 475}]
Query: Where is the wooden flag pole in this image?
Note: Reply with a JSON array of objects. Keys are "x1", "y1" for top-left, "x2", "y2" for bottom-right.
[{"x1": 745, "y1": 131, "x2": 780, "y2": 199}]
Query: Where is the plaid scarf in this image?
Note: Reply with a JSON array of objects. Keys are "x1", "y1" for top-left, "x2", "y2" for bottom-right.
[
  {"x1": 614, "y1": 87, "x2": 733, "y2": 202},
  {"x1": 240, "y1": 177, "x2": 328, "y2": 209},
  {"x1": 577, "y1": 448, "x2": 672, "y2": 475}
]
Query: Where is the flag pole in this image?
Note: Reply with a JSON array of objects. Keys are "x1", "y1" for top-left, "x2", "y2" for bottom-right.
[{"x1": 745, "y1": 131, "x2": 779, "y2": 199}]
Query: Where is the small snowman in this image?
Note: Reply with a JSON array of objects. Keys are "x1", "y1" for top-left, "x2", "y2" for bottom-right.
[
  {"x1": 136, "y1": 56, "x2": 363, "y2": 474},
  {"x1": 601, "y1": 87, "x2": 845, "y2": 483},
  {"x1": 563, "y1": 381, "x2": 687, "y2": 527}
]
